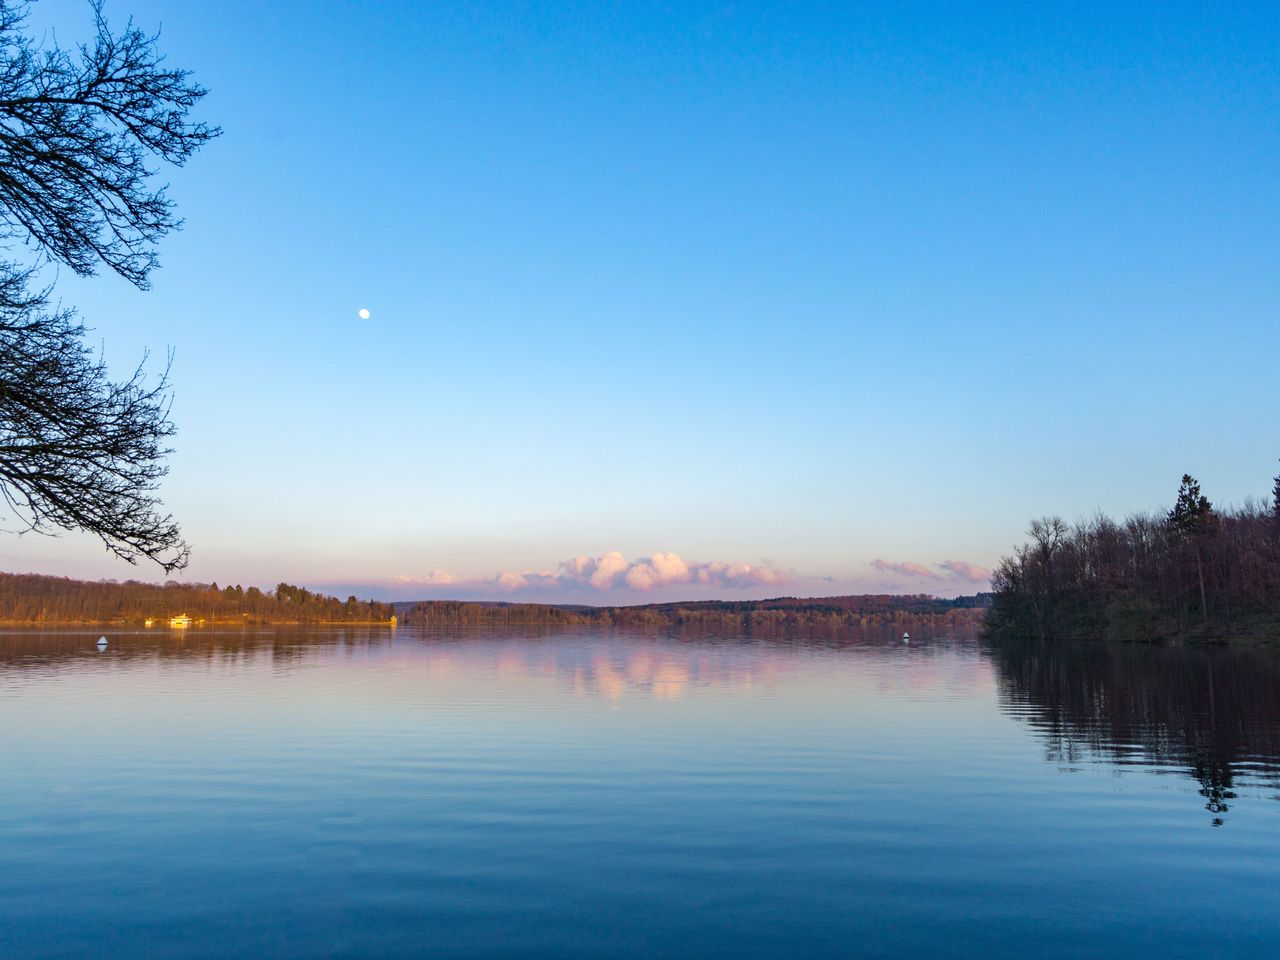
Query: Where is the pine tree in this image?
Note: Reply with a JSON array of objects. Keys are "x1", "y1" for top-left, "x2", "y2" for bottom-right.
[
  {"x1": 1168, "y1": 474, "x2": 1213, "y2": 627},
  {"x1": 1168, "y1": 474, "x2": 1213, "y2": 536}
]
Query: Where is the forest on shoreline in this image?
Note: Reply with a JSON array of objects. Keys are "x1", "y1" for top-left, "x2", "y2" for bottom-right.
[
  {"x1": 399, "y1": 594, "x2": 990, "y2": 633},
  {"x1": 0, "y1": 571, "x2": 990, "y2": 632},
  {"x1": 988, "y1": 468, "x2": 1280, "y2": 644},
  {"x1": 0, "y1": 573, "x2": 395, "y2": 624}
]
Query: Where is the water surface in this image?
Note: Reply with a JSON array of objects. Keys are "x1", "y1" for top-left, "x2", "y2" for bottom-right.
[{"x1": 2, "y1": 627, "x2": 1278, "y2": 958}]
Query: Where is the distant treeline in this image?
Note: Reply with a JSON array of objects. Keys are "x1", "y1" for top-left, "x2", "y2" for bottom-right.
[
  {"x1": 0, "y1": 571, "x2": 992, "y2": 632},
  {"x1": 0, "y1": 573, "x2": 395, "y2": 624},
  {"x1": 988, "y1": 468, "x2": 1280, "y2": 643},
  {"x1": 400, "y1": 594, "x2": 992, "y2": 632}
]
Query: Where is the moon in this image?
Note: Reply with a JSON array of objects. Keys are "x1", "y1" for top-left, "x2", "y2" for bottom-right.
[{"x1": 357, "y1": 307, "x2": 371, "y2": 320}]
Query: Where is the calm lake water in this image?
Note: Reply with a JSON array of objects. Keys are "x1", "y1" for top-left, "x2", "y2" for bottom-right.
[{"x1": 2, "y1": 626, "x2": 1279, "y2": 959}]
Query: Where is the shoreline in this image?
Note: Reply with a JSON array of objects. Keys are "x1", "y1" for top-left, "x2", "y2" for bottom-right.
[{"x1": 0, "y1": 619, "x2": 398, "y2": 628}]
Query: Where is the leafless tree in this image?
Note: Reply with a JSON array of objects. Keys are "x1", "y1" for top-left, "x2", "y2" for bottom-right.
[
  {"x1": 0, "y1": 1, "x2": 217, "y2": 569},
  {"x1": 989, "y1": 471, "x2": 1280, "y2": 642}
]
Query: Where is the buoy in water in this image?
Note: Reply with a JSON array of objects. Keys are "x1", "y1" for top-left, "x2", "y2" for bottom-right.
[
  {"x1": 96, "y1": 636, "x2": 108, "y2": 650},
  {"x1": 902, "y1": 632, "x2": 910, "y2": 643}
]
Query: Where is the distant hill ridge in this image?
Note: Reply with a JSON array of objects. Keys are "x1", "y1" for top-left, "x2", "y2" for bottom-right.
[
  {"x1": 0, "y1": 571, "x2": 990, "y2": 628},
  {"x1": 398, "y1": 593, "x2": 992, "y2": 629}
]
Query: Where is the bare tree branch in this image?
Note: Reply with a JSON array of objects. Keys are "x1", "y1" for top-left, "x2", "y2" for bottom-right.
[
  {"x1": 0, "y1": 2, "x2": 216, "y2": 568},
  {"x1": 0, "y1": 0, "x2": 219, "y2": 286},
  {"x1": 0, "y1": 267, "x2": 188, "y2": 569}
]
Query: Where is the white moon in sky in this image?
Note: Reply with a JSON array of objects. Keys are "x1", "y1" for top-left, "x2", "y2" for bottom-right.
[{"x1": 357, "y1": 308, "x2": 371, "y2": 320}]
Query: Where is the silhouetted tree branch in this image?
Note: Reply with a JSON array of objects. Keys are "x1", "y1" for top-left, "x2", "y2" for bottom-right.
[
  {"x1": 0, "y1": 268, "x2": 187, "y2": 569},
  {"x1": 0, "y1": 0, "x2": 217, "y2": 286},
  {"x1": 0, "y1": 1, "x2": 217, "y2": 568}
]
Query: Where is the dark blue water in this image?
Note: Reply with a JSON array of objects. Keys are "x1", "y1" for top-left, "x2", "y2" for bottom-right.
[{"x1": 2, "y1": 627, "x2": 1278, "y2": 958}]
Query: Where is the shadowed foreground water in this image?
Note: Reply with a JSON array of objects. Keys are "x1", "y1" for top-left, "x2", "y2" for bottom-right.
[{"x1": 2, "y1": 627, "x2": 1279, "y2": 959}]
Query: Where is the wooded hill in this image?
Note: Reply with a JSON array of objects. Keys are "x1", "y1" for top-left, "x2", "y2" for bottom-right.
[
  {"x1": 0, "y1": 573, "x2": 395, "y2": 624},
  {"x1": 988, "y1": 468, "x2": 1280, "y2": 643},
  {"x1": 400, "y1": 594, "x2": 991, "y2": 632},
  {"x1": 0, "y1": 571, "x2": 991, "y2": 632}
]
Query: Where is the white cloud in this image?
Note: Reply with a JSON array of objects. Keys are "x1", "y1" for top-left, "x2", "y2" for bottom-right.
[
  {"x1": 495, "y1": 570, "x2": 530, "y2": 590},
  {"x1": 623, "y1": 551, "x2": 690, "y2": 590},
  {"x1": 394, "y1": 551, "x2": 790, "y2": 597},
  {"x1": 583, "y1": 550, "x2": 631, "y2": 590}
]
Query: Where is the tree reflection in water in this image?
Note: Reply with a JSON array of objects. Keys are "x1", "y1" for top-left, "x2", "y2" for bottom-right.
[
  {"x1": 987, "y1": 636, "x2": 1280, "y2": 825},
  {"x1": 12, "y1": 625, "x2": 1276, "y2": 827}
]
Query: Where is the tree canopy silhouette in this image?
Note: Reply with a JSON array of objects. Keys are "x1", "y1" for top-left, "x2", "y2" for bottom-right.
[
  {"x1": 0, "y1": 1, "x2": 217, "y2": 570},
  {"x1": 988, "y1": 467, "x2": 1280, "y2": 643}
]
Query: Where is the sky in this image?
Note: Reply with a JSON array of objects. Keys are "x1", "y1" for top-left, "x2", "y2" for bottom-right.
[{"x1": 5, "y1": 0, "x2": 1280, "y2": 603}]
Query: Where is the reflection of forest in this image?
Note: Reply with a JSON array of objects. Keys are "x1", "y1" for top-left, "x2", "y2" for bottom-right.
[
  {"x1": 0, "y1": 624, "x2": 983, "y2": 705},
  {"x1": 988, "y1": 637, "x2": 1280, "y2": 824},
  {"x1": 0, "y1": 619, "x2": 983, "y2": 673},
  {"x1": 0, "y1": 628, "x2": 393, "y2": 673}
]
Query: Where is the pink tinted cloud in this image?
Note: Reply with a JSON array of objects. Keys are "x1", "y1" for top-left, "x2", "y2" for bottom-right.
[
  {"x1": 395, "y1": 551, "x2": 790, "y2": 596},
  {"x1": 936, "y1": 560, "x2": 991, "y2": 582},
  {"x1": 872, "y1": 558, "x2": 991, "y2": 584},
  {"x1": 872, "y1": 558, "x2": 942, "y2": 579},
  {"x1": 391, "y1": 570, "x2": 458, "y2": 586}
]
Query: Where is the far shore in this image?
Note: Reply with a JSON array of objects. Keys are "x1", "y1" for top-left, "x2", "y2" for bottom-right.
[{"x1": 0, "y1": 619, "x2": 399, "y2": 628}]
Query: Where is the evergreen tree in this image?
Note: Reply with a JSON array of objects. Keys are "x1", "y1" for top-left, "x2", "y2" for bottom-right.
[
  {"x1": 1167, "y1": 474, "x2": 1213, "y2": 628},
  {"x1": 1168, "y1": 474, "x2": 1213, "y2": 537}
]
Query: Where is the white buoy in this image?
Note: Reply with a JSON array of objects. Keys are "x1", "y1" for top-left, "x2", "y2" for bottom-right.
[
  {"x1": 96, "y1": 636, "x2": 108, "y2": 650},
  {"x1": 902, "y1": 632, "x2": 910, "y2": 643}
]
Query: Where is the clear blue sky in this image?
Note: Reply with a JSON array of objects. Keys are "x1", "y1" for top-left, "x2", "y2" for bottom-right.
[{"x1": 10, "y1": 0, "x2": 1280, "y2": 601}]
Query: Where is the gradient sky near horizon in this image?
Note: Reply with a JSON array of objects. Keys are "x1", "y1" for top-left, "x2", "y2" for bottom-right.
[{"x1": 6, "y1": 0, "x2": 1280, "y2": 602}]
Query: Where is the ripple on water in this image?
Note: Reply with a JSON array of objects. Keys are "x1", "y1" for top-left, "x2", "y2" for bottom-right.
[{"x1": 2, "y1": 627, "x2": 1280, "y2": 959}]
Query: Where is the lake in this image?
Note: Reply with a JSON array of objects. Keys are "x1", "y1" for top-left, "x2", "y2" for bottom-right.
[{"x1": 2, "y1": 626, "x2": 1278, "y2": 958}]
